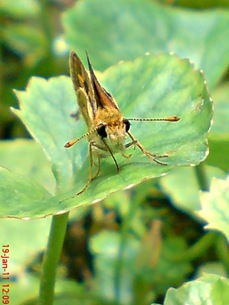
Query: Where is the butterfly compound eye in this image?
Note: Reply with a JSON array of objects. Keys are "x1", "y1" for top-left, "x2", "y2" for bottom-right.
[
  {"x1": 123, "y1": 119, "x2": 130, "y2": 132},
  {"x1": 97, "y1": 124, "x2": 107, "y2": 138}
]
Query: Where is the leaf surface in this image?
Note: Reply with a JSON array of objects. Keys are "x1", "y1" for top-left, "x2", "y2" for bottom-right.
[{"x1": 151, "y1": 274, "x2": 229, "y2": 305}]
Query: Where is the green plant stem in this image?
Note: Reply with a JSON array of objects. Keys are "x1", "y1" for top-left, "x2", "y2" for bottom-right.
[
  {"x1": 40, "y1": 0, "x2": 53, "y2": 57},
  {"x1": 194, "y1": 163, "x2": 209, "y2": 191},
  {"x1": 39, "y1": 212, "x2": 69, "y2": 305},
  {"x1": 163, "y1": 232, "x2": 216, "y2": 262}
]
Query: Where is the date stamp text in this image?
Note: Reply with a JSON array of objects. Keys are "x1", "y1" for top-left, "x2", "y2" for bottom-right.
[{"x1": 1, "y1": 245, "x2": 10, "y2": 304}]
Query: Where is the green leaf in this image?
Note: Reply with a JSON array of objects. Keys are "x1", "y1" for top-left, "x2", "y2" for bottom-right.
[
  {"x1": 197, "y1": 176, "x2": 229, "y2": 242},
  {"x1": 9, "y1": 53, "x2": 212, "y2": 219},
  {"x1": 0, "y1": 139, "x2": 55, "y2": 193},
  {"x1": 151, "y1": 274, "x2": 229, "y2": 305},
  {"x1": 63, "y1": 0, "x2": 229, "y2": 89},
  {"x1": 160, "y1": 166, "x2": 226, "y2": 215},
  {"x1": 0, "y1": 166, "x2": 52, "y2": 218},
  {"x1": 13, "y1": 76, "x2": 80, "y2": 190}
]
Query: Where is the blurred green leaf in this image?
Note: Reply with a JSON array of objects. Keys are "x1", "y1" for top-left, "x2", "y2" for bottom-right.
[
  {"x1": 2, "y1": 24, "x2": 47, "y2": 62},
  {"x1": 195, "y1": 262, "x2": 228, "y2": 279},
  {"x1": 90, "y1": 232, "x2": 191, "y2": 304},
  {"x1": 155, "y1": 274, "x2": 229, "y2": 305},
  {"x1": 90, "y1": 231, "x2": 137, "y2": 304},
  {"x1": 197, "y1": 176, "x2": 229, "y2": 241},
  {"x1": 0, "y1": 218, "x2": 51, "y2": 266},
  {"x1": 0, "y1": 0, "x2": 39, "y2": 18},
  {"x1": 209, "y1": 83, "x2": 229, "y2": 135},
  {"x1": 160, "y1": 166, "x2": 225, "y2": 214},
  {"x1": 63, "y1": 0, "x2": 229, "y2": 89},
  {"x1": 207, "y1": 139, "x2": 229, "y2": 172},
  {"x1": 9, "y1": 275, "x2": 39, "y2": 305},
  {"x1": 8, "y1": 276, "x2": 83, "y2": 305},
  {"x1": 207, "y1": 83, "x2": 229, "y2": 171},
  {"x1": 171, "y1": 0, "x2": 229, "y2": 9},
  {"x1": 148, "y1": 237, "x2": 192, "y2": 294},
  {"x1": 7, "y1": 53, "x2": 212, "y2": 218}
]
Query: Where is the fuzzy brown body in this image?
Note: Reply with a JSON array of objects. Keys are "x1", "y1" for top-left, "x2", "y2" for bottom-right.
[
  {"x1": 65, "y1": 51, "x2": 180, "y2": 194},
  {"x1": 91, "y1": 106, "x2": 127, "y2": 158}
]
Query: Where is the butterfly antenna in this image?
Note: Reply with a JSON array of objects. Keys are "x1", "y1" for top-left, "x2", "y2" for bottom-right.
[
  {"x1": 64, "y1": 126, "x2": 98, "y2": 148},
  {"x1": 127, "y1": 116, "x2": 180, "y2": 122}
]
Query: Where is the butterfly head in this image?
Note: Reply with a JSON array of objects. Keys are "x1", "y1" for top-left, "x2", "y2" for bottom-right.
[{"x1": 96, "y1": 118, "x2": 130, "y2": 142}]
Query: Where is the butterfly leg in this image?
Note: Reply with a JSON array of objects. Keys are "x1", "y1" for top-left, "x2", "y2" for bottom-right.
[
  {"x1": 127, "y1": 132, "x2": 168, "y2": 165},
  {"x1": 77, "y1": 142, "x2": 96, "y2": 195},
  {"x1": 101, "y1": 138, "x2": 120, "y2": 172},
  {"x1": 122, "y1": 138, "x2": 139, "y2": 158},
  {"x1": 92, "y1": 156, "x2": 101, "y2": 179}
]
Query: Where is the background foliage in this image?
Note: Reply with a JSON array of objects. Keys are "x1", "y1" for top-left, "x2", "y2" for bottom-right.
[{"x1": 0, "y1": 0, "x2": 228, "y2": 304}]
